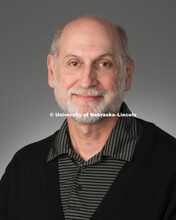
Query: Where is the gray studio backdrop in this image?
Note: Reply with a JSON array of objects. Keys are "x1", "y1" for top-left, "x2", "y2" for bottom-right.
[{"x1": 0, "y1": 0, "x2": 176, "y2": 178}]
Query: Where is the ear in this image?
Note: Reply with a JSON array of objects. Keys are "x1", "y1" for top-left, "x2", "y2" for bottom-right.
[
  {"x1": 125, "y1": 59, "x2": 135, "y2": 91},
  {"x1": 47, "y1": 54, "x2": 55, "y2": 88}
]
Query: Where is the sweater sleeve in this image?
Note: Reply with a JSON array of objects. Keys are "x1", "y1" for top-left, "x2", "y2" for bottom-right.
[
  {"x1": 163, "y1": 188, "x2": 176, "y2": 220},
  {"x1": 0, "y1": 159, "x2": 14, "y2": 220}
]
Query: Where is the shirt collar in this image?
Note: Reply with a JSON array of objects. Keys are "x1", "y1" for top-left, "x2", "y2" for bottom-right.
[
  {"x1": 101, "y1": 102, "x2": 137, "y2": 161},
  {"x1": 47, "y1": 102, "x2": 137, "y2": 163}
]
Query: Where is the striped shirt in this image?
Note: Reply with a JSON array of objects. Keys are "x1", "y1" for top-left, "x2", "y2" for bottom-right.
[{"x1": 47, "y1": 102, "x2": 139, "y2": 220}]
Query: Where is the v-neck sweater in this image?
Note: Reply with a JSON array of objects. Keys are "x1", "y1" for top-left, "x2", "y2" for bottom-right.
[
  {"x1": 0, "y1": 118, "x2": 176, "y2": 220},
  {"x1": 47, "y1": 102, "x2": 139, "y2": 220}
]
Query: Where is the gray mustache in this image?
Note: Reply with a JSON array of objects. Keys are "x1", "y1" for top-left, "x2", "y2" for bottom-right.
[{"x1": 68, "y1": 88, "x2": 106, "y2": 97}]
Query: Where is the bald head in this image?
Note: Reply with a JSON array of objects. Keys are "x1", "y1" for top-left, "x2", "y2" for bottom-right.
[
  {"x1": 63, "y1": 15, "x2": 118, "y2": 37},
  {"x1": 50, "y1": 15, "x2": 132, "y2": 67}
]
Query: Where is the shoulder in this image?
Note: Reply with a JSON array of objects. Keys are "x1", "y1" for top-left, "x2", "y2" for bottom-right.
[
  {"x1": 138, "y1": 118, "x2": 175, "y2": 142},
  {"x1": 10, "y1": 130, "x2": 59, "y2": 166},
  {"x1": 136, "y1": 118, "x2": 176, "y2": 160}
]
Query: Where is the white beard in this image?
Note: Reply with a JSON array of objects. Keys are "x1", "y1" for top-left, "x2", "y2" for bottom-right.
[{"x1": 53, "y1": 71, "x2": 126, "y2": 124}]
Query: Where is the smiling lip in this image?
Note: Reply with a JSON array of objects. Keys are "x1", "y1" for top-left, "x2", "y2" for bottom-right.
[{"x1": 74, "y1": 94, "x2": 102, "y2": 101}]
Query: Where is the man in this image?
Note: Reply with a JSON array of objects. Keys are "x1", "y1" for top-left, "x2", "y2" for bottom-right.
[{"x1": 0, "y1": 15, "x2": 176, "y2": 220}]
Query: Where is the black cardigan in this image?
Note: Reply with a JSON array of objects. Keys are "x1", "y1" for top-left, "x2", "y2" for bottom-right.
[{"x1": 0, "y1": 119, "x2": 176, "y2": 220}]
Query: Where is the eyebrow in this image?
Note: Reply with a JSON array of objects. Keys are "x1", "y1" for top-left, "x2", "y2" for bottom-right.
[{"x1": 63, "y1": 53, "x2": 116, "y2": 61}]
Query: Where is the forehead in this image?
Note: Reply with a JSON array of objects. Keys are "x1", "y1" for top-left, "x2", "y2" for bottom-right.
[{"x1": 58, "y1": 19, "x2": 120, "y2": 55}]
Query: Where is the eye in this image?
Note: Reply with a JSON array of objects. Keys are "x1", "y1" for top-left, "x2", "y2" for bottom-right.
[
  {"x1": 99, "y1": 62, "x2": 112, "y2": 68},
  {"x1": 69, "y1": 61, "x2": 79, "y2": 67}
]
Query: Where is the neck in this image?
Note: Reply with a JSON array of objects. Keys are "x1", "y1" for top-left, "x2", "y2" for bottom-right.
[{"x1": 67, "y1": 116, "x2": 119, "y2": 161}]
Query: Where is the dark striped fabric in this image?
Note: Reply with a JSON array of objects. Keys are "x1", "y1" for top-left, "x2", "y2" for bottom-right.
[{"x1": 47, "y1": 102, "x2": 139, "y2": 220}]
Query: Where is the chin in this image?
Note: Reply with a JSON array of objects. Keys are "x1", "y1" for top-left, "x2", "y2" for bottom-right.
[{"x1": 71, "y1": 114, "x2": 105, "y2": 124}]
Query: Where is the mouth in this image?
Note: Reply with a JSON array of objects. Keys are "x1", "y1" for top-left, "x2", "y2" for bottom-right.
[{"x1": 73, "y1": 94, "x2": 103, "y2": 102}]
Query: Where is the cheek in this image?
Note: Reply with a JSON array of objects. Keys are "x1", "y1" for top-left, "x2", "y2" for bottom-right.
[
  {"x1": 55, "y1": 75, "x2": 78, "y2": 106},
  {"x1": 99, "y1": 75, "x2": 118, "y2": 91},
  {"x1": 57, "y1": 71, "x2": 78, "y2": 91}
]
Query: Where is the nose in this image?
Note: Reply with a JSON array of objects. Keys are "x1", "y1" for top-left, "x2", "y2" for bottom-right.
[{"x1": 79, "y1": 65, "x2": 97, "y2": 88}]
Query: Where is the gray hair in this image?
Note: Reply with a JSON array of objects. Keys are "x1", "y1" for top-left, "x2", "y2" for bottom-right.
[
  {"x1": 50, "y1": 27, "x2": 63, "y2": 57},
  {"x1": 50, "y1": 19, "x2": 133, "y2": 67},
  {"x1": 115, "y1": 25, "x2": 133, "y2": 65}
]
